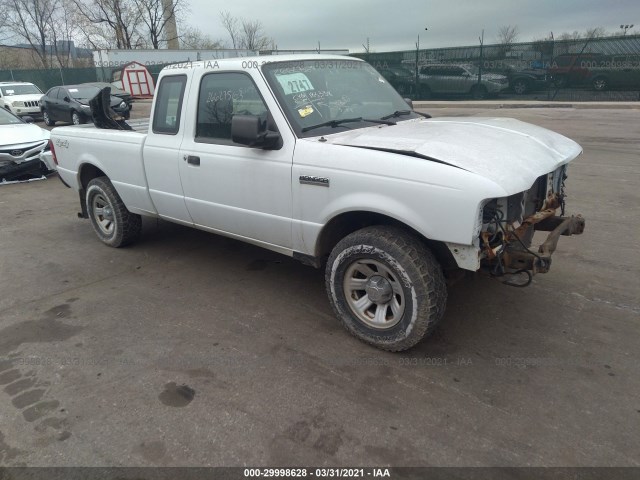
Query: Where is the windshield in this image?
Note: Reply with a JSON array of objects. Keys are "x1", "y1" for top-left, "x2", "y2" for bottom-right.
[
  {"x1": 0, "y1": 107, "x2": 23, "y2": 125},
  {"x1": 1, "y1": 84, "x2": 42, "y2": 96},
  {"x1": 67, "y1": 86, "x2": 101, "y2": 99},
  {"x1": 262, "y1": 59, "x2": 421, "y2": 137}
]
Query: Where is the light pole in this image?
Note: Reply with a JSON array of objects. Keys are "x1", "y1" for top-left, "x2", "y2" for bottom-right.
[
  {"x1": 415, "y1": 28, "x2": 428, "y2": 97},
  {"x1": 620, "y1": 24, "x2": 634, "y2": 36}
]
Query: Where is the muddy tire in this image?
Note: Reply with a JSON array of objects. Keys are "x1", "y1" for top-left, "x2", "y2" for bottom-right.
[
  {"x1": 86, "y1": 176, "x2": 141, "y2": 247},
  {"x1": 325, "y1": 226, "x2": 447, "y2": 351}
]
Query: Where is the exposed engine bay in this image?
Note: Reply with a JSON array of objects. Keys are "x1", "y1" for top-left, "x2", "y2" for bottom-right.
[{"x1": 479, "y1": 165, "x2": 585, "y2": 286}]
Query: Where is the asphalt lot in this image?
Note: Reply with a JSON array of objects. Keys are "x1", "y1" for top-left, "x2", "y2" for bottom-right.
[{"x1": 0, "y1": 105, "x2": 639, "y2": 468}]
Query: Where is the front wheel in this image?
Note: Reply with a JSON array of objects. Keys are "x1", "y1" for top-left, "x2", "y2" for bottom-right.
[
  {"x1": 512, "y1": 79, "x2": 529, "y2": 95},
  {"x1": 43, "y1": 110, "x2": 55, "y2": 126},
  {"x1": 325, "y1": 226, "x2": 447, "y2": 351},
  {"x1": 86, "y1": 176, "x2": 142, "y2": 247}
]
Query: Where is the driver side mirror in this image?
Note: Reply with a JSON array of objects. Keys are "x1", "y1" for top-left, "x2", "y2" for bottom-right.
[
  {"x1": 404, "y1": 98, "x2": 414, "y2": 110},
  {"x1": 231, "y1": 115, "x2": 281, "y2": 150},
  {"x1": 63, "y1": 96, "x2": 70, "y2": 102},
  {"x1": 22, "y1": 116, "x2": 35, "y2": 123}
]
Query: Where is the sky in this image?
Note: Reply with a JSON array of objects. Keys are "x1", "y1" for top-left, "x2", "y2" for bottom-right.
[{"x1": 188, "y1": 0, "x2": 640, "y2": 52}]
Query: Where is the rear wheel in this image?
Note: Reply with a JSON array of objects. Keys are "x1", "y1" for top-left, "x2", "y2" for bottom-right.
[
  {"x1": 325, "y1": 226, "x2": 447, "y2": 351},
  {"x1": 71, "y1": 111, "x2": 84, "y2": 125},
  {"x1": 86, "y1": 176, "x2": 142, "y2": 247}
]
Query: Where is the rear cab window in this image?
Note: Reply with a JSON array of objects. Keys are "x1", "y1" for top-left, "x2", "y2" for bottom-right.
[{"x1": 153, "y1": 75, "x2": 187, "y2": 135}]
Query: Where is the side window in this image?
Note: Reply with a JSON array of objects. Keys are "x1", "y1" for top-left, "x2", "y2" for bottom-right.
[
  {"x1": 152, "y1": 75, "x2": 187, "y2": 135},
  {"x1": 196, "y1": 72, "x2": 268, "y2": 145}
]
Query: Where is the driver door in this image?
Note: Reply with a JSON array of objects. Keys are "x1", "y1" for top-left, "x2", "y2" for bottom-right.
[{"x1": 178, "y1": 71, "x2": 295, "y2": 251}]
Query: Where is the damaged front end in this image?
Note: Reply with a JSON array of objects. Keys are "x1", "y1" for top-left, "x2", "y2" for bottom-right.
[{"x1": 479, "y1": 165, "x2": 585, "y2": 286}]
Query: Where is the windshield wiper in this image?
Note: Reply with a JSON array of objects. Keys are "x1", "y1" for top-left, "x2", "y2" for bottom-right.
[
  {"x1": 380, "y1": 110, "x2": 431, "y2": 120},
  {"x1": 380, "y1": 110, "x2": 412, "y2": 120},
  {"x1": 301, "y1": 117, "x2": 396, "y2": 133}
]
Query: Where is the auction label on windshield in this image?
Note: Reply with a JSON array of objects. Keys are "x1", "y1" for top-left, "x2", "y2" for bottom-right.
[{"x1": 276, "y1": 72, "x2": 315, "y2": 95}]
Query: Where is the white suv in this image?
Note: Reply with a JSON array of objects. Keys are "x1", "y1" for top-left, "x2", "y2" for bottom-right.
[{"x1": 0, "y1": 82, "x2": 44, "y2": 118}]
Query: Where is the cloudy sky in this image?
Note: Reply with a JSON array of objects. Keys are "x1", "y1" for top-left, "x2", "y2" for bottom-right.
[{"x1": 188, "y1": 0, "x2": 639, "y2": 52}]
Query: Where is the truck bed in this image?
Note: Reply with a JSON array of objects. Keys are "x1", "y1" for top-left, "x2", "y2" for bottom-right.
[{"x1": 53, "y1": 121, "x2": 157, "y2": 216}]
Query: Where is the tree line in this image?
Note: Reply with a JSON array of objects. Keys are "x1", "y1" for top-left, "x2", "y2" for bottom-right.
[{"x1": 0, "y1": 0, "x2": 273, "y2": 68}]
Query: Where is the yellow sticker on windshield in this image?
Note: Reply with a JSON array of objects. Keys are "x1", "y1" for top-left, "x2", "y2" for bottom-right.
[{"x1": 298, "y1": 105, "x2": 314, "y2": 117}]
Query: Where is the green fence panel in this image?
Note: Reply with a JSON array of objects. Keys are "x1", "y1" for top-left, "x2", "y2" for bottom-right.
[{"x1": 0, "y1": 67, "x2": 99, "y2": 92}]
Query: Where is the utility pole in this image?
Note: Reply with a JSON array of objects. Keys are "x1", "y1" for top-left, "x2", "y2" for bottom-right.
[
  {"x1": 415, "y1": 28, "x2": 427, "y2": 98},
  {"x1": 478, "y1": 29, "x2": 484, "y2": 84}
]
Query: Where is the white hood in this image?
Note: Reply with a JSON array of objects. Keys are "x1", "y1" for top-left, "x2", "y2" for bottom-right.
[
  {"x1": 0, "y1": 123, "x2": 49, "y2": 147},
  {"x1": 324, "y1": 117, "x2": 582, "y2": 193},
  {"x1": 3, "y1": 94, "x2": 42, "y2": 103}
]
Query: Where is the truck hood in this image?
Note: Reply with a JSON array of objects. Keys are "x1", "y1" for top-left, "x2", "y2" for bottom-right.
[{"x1": 324, "y1": 117, "x2": 582, "y2": 194}]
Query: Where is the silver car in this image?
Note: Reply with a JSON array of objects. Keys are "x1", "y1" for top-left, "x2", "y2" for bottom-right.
[{"x1": 418, "y1": 64, "x2": 508, "y2": 99}]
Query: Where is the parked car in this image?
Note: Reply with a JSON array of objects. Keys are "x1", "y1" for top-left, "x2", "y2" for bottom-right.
[
  {"x1": 81, "y1": 82, "x2": 133, "y2": 107},
  {"x1": 418, "y1": 64, "x2": 508, "y2": 99},
  {"x1": 0, "y1": 107, "x2": 51, "y2": 181},
  {"x1": 40, "y1": 84, "x2": 131, "y2": 126},
  {"x1": 505, "y1": 67, "x2": 549, "y2": 95},
  {"x1": 50, "y1": 55, "x2": 585, "y2": 351},
  {"x1": 0, "y1": 82, "x2": 44, "y2": 118},
  {"x1": 376, "y1": 66, "x2": 416, "y2": 95},
  {"x1": 586, "y1": 54, "x2": 640, "y2": 91},
  {"x1": 548, "y1": 53, "x2": 602, "y2": 88}
]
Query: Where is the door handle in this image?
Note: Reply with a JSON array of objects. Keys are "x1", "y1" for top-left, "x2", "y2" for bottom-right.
[{"x1": 184, "y1": 155, "x2": 200, "y2": 166}]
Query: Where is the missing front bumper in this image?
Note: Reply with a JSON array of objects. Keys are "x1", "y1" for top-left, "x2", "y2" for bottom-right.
[{"x1": 501, "y1": 214, "x2": 586, "y2": 275}]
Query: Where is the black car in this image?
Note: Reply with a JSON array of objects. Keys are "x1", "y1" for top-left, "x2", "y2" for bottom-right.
[
  {"x1": 507, "y1": 67, "x2": 549, "y2": 95},
  {"x1": 40, "y1": 84, "x2": 131, "y2": 126},
  {"x1": 377, "y1": 66, "x2": 416, "y2": 95},
  {"x1": 81, "y1": 82, "x2": 133, "y2": 106}
]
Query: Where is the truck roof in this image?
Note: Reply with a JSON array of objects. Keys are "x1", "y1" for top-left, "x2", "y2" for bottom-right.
[{"x1": 159, "y1": 53, "x2": 361, "y2": 76}]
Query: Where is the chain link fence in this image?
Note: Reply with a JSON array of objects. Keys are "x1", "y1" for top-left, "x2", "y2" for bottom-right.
[
  {"x1": 353, "y1": 34, "x2": 640, "y2": 101},
  {"x1": 2, "y1": 35, "x2": 638, "y2": 101}
]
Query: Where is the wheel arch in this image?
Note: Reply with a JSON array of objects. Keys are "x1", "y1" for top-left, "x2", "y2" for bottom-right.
[
  {"x1": 77, "y1": 163, "x2": 108, "y2": 218},
  {"x1": 313, "y1": 210, "x2": 457, "y2": 271}
]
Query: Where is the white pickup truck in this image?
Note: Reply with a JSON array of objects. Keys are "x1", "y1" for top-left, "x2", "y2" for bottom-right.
[{"x1": 51, "y1": 55, "x2": 585, "y2": 351}]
